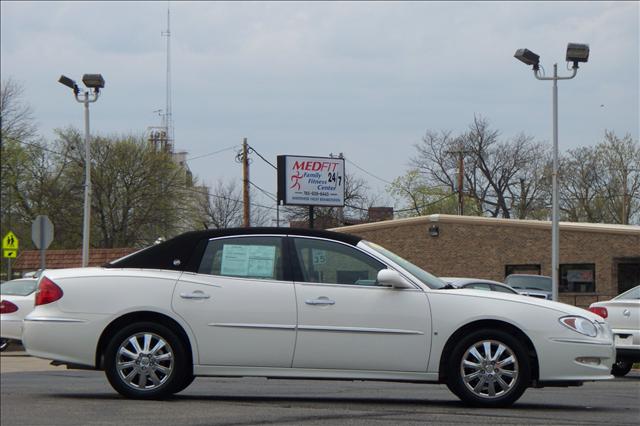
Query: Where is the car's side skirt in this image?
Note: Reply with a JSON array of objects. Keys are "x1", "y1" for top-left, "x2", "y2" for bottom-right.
[{"x1": 193, "y1": 365, "x2": 439, "y2": 383}]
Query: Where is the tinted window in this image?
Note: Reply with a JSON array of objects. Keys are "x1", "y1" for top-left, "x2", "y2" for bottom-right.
[
  {"x1": 559, "y1": 264, "x2": 595, "y2": 293},
  {"x1": 1, "y1": 279, "x2": 38, "y2": 296},
  {"x1": 506, "y1": 275, "x2": 552, "y2": 292},
  {"x1": 293, "y1": 238, "x2": 385, "y2": 286},
  {"x1": 198, "y1": 236, "x2": 284, "y2": 281},
  {"x1": 494, "y1": 284, "x2": 517, "y2": 294}
]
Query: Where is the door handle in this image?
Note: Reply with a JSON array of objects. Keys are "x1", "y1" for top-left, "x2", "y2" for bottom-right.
[
  {"x1": 305, "y1": 297, "x2": 335, "y2": 306},
  {"x1": 180, "y1": 291, "x2": 211, "y2": 300}
]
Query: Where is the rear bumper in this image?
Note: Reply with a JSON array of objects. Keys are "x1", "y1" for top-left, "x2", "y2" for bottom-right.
[
  {"x1": 0, "y1": 319, "x2": 23, "y2": 341},
  {"x1": 22, "y1": 315, "x2": 105, "y2": 367}
]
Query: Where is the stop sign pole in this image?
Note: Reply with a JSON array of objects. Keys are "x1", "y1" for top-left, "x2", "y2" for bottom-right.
[{"x1": 32, "y1": 215, "x2": 54, "y2": 270}]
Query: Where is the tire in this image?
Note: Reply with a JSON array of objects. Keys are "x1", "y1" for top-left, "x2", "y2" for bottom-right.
[
  {"x1": 445, "y1": 329, "x2": 531, "y2": 407},
  {"x1": 611, "y1": 359, "x2": 632, "y2": 377},
  {"x1": 173, "y1": 373, "x2": 196, "y2": 394},
  {"x1": 0, "y1": 338, "x2": 9, "y2": 352},
  {"x1": 104, "y1": 322, "x2": 190, "y2": 399}
]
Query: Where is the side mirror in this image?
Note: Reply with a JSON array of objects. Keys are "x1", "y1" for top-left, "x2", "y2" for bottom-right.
[{"x1": 377, "y1": 269, "x2": 413, "y2": 289}]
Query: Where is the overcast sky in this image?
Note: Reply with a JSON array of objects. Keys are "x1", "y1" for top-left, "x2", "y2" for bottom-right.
[{"x1": 1, "y1": 1, "x2": 638, "y2": 211}]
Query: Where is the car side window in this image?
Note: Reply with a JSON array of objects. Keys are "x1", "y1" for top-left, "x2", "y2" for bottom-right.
[
  {"x1": 292, "y1": 237, "x2": 385, "y2": 286},
  {"x1": 198, "y1": 236, "x2": 284, "y2": 281}
]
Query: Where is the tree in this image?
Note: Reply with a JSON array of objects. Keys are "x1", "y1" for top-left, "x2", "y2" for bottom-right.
[
  {"x1": 388, "y1": 169, "x2": 478, "y2": 217},
  {"x1": 55, "y1": 129, "x2": 203, "y2": 247},
  {"x1": 559, "y1": 131, "x2": 640, "y2": 224},
  {"x1": 408, "y1": 116, "x2": 550, "y2": 218}
]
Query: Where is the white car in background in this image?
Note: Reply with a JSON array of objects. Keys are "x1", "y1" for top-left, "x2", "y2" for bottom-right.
[
  {"x1": 589, "y1": 286, "x2": 640, "y2": 377},
  {"x1": 441, "y1": 277, "x2": 520, "y2": 295},
  {"x1": 21, "y1": 228, "x2": 614, "y2": 407},
  {"x1": 1, "y1": 278, "x2": 38, "y2": 351}
]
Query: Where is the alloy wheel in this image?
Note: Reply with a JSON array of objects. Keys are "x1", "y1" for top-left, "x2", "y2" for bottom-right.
[
  {"x1": 460, "y1": 339, "x2": 519, "y2": 399},
  {"x1": 116, "y1": 332, "x2": 174, "y2": 391}
]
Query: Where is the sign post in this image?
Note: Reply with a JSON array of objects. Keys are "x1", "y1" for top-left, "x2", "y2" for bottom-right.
[
  {"x1": 32, "y1": 215, "x2": 54, "y2": 270},
  {"x1": 2, "y1": 231, "x2": 19, "y2": 280}
]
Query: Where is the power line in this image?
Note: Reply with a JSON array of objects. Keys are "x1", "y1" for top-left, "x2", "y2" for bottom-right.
[
  {"x1": 248, "y1": 180, "x2": 277, "y2": 202},
  {"x1": 247, "y1": 145, "x2": 277, "y2": 170},
  {"x1": 344, "y1": 158, "x2": 395, "y2": 186},
  {"x1": 186, "y1": 145, "x2": 239, "y2": 161}
]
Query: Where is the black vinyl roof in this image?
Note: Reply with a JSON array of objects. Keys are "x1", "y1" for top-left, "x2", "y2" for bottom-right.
[{"x1": 105, "y1": 227, "x2": 361, "y2": 272}]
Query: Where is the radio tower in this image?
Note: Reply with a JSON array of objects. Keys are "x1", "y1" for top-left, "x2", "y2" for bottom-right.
[{"x1": 162, "y1": 5, "x2": 173, "y2": 152}]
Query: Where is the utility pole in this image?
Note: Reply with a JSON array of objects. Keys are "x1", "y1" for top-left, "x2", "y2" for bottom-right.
[
  {"x1": 446, "y1": 147, "x2": 469, "y2": 216},
  {"x1": 242, "y1": 138, "x2": 250, "y2": 227}
]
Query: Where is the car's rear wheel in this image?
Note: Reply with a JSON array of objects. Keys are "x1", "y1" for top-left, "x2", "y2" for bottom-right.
[
  {"x1": 446, "y1": 329, "x2": 530, "y2": 407},
  {"x1": 0, "y1": 338, "x2": 9, "y2": 352},
  {"x1": 611, "y1": 359, "x2": 633, "y2": 377},
  {"x1": 104, "y1": 322, "x2": 190, "y2": 399}
]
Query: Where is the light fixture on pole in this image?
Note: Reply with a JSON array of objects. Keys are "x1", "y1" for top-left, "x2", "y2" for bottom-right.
[
  {"x1": 514, "y1": 43, "x2": 589, "y2": 301},
  {"x1": 58, "y1": 73, "x2": 105, "y2": 267}
]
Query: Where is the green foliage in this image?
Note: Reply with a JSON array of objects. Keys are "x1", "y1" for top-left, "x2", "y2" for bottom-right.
[{"x1": 388, "y1": 169, "x2": 482, "y2": 217}]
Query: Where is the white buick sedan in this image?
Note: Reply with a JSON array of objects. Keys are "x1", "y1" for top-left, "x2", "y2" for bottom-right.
[{"x1": 22, "y1": 228, "x2": 614, "y2": 407}]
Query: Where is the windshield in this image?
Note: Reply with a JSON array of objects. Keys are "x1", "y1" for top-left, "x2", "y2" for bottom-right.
[
  {"x1": 506, "y1": 275, "x2": 552, "y2": 292},
  {"x1": 1, "y1": 279, "x2": 38, "y2": 296},
  {"x1": 362, "y1": 241, "x2": 447, "y2": 289}
]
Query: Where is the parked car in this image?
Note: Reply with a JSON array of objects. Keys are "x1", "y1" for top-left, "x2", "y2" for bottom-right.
[
  {"x1": 22, "y1": 228, "x2": 614, "y2": 407},
  {"x1": 588, "y1": 286, "x2": 640, "y2": 377},
  {"x1": 505, "y1": 274, "x2": 552, "y2": 300},
  {"x1": 441, "y1": 277, "x2": 519, "y2": 295},
  {"x1": 1, "y1": 277, "x2": 39, "y2": 351}
]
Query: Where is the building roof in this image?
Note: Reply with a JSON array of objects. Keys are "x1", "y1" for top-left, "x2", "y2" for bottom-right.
[
  {"x1": 336, "y1": 214, "x2": 640, "y2": 236},
  {"x1": 12, "y1": 248, "x2": 138, "y2": 271}
]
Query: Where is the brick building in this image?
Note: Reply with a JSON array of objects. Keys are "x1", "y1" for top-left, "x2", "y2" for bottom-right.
[
  {"x1": 9, "y1": 248, "x2": 137, "y2": 279},
  {"x1": 336, "y1": 214, "x2": 640, "y2": 307}
]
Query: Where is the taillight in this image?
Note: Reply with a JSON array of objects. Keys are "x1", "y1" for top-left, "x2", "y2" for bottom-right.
[
  {"x1": 0, "y1": 300, "x2": 18, "y2": 314},
  {"x1": 35, "y1": 277, "x2": 64, "y2": 306},
  {"x1": 588, "y1": 306, "x2": 608, "y2": 319}
]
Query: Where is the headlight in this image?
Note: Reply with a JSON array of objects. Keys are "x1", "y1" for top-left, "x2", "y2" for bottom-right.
[{"x1": 559, "y1": 316, "x2": 598, "y2": 337}]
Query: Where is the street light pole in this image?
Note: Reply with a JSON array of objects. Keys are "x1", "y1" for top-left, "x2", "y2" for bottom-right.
[
  {"x1": 514, "y1": 44, "x2": 589, "y2": 301},
  {"x1": 58, "y1": 74, "x2": 104, "y2": 267},
  {"x1": 534, "y1": 64, "x2": 577, "y2": 302}
]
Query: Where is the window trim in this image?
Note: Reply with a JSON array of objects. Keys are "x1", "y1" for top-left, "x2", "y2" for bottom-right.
[{"x1": 197, "y1": 234, "x2": 292, "y2": 282}]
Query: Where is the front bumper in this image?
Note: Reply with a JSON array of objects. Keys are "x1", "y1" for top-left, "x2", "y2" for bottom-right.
[{"x1": 538, "y1": 337, "x2": 615, "y2": 382}]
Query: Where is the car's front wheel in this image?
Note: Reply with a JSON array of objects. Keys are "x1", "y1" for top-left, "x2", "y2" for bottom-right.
[
  {"x1": 611, "y1": 359, "x2": 633, "y2": 377},
  {"x1": 446, "y1": 329, "x2": 531, "y2": 407},
  {"x1": 104, "y1": 322, "x2": 190, "y2": 399}
]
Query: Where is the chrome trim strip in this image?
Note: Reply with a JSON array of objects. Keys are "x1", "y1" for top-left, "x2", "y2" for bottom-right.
[
  {"x1": 550, "y1": 338, "x2": 612, "y2": 346},
  {"x1": 209, "y1": 323, "x2": 296, "y2": 330},
  {"x1": 298, "y1": 325, "x2": 424, "y2": 335},
  {"x1": 24, "y1": 317, "x2": 87, "y2": 323}
]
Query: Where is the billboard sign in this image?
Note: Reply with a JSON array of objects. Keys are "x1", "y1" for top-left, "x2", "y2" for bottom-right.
[{"x1": 277, "y1": 155, "x2": 345, "y2": 207}]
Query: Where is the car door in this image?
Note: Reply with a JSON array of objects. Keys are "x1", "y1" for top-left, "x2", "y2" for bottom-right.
[
  {"x1": 172, "y1": 235, "x2": 297, "y2": 367},
  {"x1": 290, "y1": 236, "x2": 431, "y2": 372}
]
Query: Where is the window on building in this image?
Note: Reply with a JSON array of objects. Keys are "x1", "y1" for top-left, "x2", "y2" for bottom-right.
[
  {"x1": 505, "y1": 264, "x2": 541, "y2": 278},
  {"x1": 559, "y1": 264, "x2": 595, "y2": 293}
]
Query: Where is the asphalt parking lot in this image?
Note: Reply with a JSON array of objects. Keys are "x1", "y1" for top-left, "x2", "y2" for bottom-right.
[{"x1": 1, "y1": 347, "x2": 639, "y2": 426}]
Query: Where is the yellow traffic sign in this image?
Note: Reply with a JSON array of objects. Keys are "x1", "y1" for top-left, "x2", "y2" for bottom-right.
[
  {"x1": 2, "y1": 232, "x2": 19, "y2": 250},
  {"x1": 3, "y1": 249, "x2": 17, "y2": 258}
]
